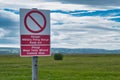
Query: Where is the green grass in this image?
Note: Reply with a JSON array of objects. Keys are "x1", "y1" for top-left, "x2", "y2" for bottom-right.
[{"x1": 0, "y1": 54, "x2": 120, "y2": 80}]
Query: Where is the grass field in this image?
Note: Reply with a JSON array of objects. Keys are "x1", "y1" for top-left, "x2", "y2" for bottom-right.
[{"x1": 0, "y1": 54, "x2": 120, "y2": 80}]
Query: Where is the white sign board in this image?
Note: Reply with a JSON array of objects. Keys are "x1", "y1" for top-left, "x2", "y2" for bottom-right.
[{"x1": 20, "y1": 9, "x2": 50, "y2": 57}]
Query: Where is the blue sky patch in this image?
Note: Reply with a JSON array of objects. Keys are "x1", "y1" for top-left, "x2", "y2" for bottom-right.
[
  {"x1": 51, "y1": 9, "x2": 120, "y2": 17},
  {"x1": 4, "y1": 8, "x2": 19, "y2": 14},
  {"x1": 110, "y1": 18, "x2": 120, "y2": 22}
]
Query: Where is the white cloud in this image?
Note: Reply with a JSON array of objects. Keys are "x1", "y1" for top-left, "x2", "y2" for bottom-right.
[
  {"x1": 0, "y1": 28, "x2": 8, "y2": 38},
  {"x1": 0, "y1": 44, "x2": 19, "y2": 48},
  {"x1": 0, "y1": 9, "x2": 19, "y2": 48},
  {"x1": 0, "y1": 0, "x2": 120, "y2": 50},
  {"x1": 0, "y1": 9, "x2": 19, "y2": 22},
  {"x1": 50, "y1": 0, "x2": 120, "y2": 7},
  {"x1": 51, "y1": 13, "x2": 120, "y2": 49},
  {"x1": 0, "y1": 0, "x2": 118, "y2": 11}
]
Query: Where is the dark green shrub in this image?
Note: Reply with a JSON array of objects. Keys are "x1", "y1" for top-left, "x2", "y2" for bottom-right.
[{"x1": 54, "y1": 53, "x2": 63, "y2": 60}]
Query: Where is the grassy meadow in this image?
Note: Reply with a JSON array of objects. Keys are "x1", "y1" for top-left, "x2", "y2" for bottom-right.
[{"x1": 0, "y1": 54, "x2": 120, "y2": 80}]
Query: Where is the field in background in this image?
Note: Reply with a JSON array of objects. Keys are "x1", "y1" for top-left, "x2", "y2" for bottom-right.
[{"x1": 0, "y1": 54, "x2": 120, "y2": 80}]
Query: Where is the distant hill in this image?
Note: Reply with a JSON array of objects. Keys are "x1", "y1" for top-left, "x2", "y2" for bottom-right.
[
  {"x1": 0, "y1": 47, "x2": 120, "y2": 54},
  {"x1": 0, "y1": 47, "x2": 19, "y2": 54},
  {"x1": 51, "y1": 48, "x2": 120, "y2": 54}
]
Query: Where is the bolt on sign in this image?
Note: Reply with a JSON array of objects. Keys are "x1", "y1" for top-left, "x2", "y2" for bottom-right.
[{"x1": 20, "y1": 9, "x2": 50, "y2": 56}]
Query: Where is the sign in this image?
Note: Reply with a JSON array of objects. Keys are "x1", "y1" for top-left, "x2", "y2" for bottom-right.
[
  {"x1": 24, "y1": 10, "x2": 47, "y2": 33},
  {"x1": 20, "y1": 9, "x2": 50, "y2": 56}
]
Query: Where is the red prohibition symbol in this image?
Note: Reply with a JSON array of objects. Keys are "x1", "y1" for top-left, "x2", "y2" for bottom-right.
[{"x1": 24, "y1": 10, "x2": 47, "y2": 33}]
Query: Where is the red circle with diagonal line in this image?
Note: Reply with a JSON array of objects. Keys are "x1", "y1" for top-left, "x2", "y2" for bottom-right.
[{"x1": 24, "y1": 10, "x2": 47, "y2": 33}]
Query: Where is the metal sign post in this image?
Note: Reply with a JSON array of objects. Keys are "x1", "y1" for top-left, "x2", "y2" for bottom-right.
[{"x1": 32, "y1": 56, "x2": 38, "y2": 80}]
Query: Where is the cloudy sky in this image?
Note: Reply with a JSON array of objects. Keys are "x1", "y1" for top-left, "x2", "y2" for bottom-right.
[{"x1": 0, "y1": 0, "x2": 120, "y2": 50}]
